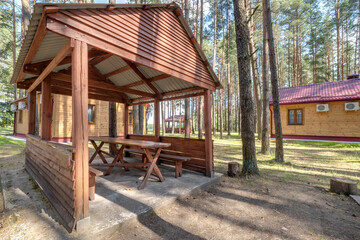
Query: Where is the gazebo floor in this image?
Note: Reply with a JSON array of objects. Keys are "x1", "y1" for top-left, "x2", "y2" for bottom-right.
[{"x1": 88, "y1": 158, "x2": 222, "y2": 234}]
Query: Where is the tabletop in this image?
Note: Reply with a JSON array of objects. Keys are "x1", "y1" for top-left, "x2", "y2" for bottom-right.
[{"x1": 89, "y1": 137, "x2": 171, "y2": 149}]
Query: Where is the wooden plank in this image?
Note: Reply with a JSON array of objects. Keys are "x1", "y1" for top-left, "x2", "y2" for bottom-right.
[
  {"x1": 27, "y1": 41, "x2": 73, "y2": 93},
  {"x1": 104, "y1": 65, "x2": 131, "y2": 78},
  {"x1": 204, "y1": 89, "x2": 213, "y2": 176},
  {"x1": 88, "y1": 137, "x2": 171, "y2": 148},
  {"x1": 41, "y1": 75, "x2": 52, "y2": 140},
  {"x1": 28, "y1": 91, "x2": 36, "y2": 135},
  {"x1": 25, "y1": 162, "x2": 75, "y2": 231},
  {"x1": 72, "y1": 39, "x2": 89, "y2": 222},
  {"x1": 27, "y1": 134, "x2": 75, "y2": 154}
]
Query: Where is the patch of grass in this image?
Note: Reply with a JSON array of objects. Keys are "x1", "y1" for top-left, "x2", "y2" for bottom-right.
[
  {"x1": 0, "y1": 136, "x2": 25, "y2": 147},
  {"x1": 284, "y1": 140, "x2": 360, "y2": 149}
]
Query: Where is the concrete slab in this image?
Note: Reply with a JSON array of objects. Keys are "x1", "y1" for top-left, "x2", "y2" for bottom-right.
[
  {"x1": 88, "y1": 159, "x2": 222, "y2": 234},
  {"x1": 4, "y1": 135, "x2": 26, "y2": 143},
  {"x1": 350, "y1": 195, "x2": 360, "y2": 206}
]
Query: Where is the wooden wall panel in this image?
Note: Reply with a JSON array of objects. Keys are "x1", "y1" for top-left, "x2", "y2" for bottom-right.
[
  {"x1": 271, "y1": 101, "x2": 360, "y2": 137},
  {"x1": 127, "y1": 134, "x2": 211, "y2": 174},
  {"x1": 15, "y1": 109, "x2": 29, "y2": 135},
  {"x1": 25, "y1": 134, "x2": 75, "y2": 232}
]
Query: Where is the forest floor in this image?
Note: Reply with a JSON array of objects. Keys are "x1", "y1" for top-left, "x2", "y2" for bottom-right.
[{"x1": 0, "y1": 128, "x2": 360, "y2": 239}]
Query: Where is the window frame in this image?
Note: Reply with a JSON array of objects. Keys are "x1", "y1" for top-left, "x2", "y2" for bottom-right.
[
  {"x1": 288, "y1": 108, "x2": 304, "y2": 125},
  {"x1": 88, "y1": 104, "x2": 96, "y2": 124}
]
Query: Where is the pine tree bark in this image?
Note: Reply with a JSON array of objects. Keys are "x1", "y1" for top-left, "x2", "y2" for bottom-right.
[
  {"x1": 109, "y1": 102, "x2": 117, "y2": 155},
  {"x1": 227, "y1": 0, "x2": 232, "y2": 136},
  {"x1": 161, "y1": 101, "x2": 166, "y2": 135},
  {"x1": 12, "y1": 0, "x2": 17, "y2": 100},
  {"x1": 139, "y1": 105, "x2": 144, "y2": 135},
  {"x1": 133, "y1": 105, "x2": 139, "y2": 135},
  {"x1": 264, "y1": 0, "x2": 284, "y2": 162},
  {"x1": 198, "y1": 0, "x2": 204, "y2": 139},
  {"x1": 171, "y1": 101, "x2": 175, "y2": 134},
  {"x1": 261, "y1": 0, "x2": 270, "y2": 155},
  {"x1": 335, "y1": 0, "x2": 341, "y2": 81},
  {"x1": 212, "y1": 0, "x2": 218, "y2": 136},
  {"x1": 184, "y1": 0, "x2": 191, "y2": 138},
  {"x1": 233, "y1": 0, "x2": 259, "y2": 175}
]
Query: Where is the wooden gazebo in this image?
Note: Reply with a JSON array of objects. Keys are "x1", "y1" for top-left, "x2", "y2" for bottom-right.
[
  {"x1": 11, "y1": 3, "x2": 220, "y2": 231},
  {"x1": 164, "y1": 115, "x2": 191, "y2": 133}
]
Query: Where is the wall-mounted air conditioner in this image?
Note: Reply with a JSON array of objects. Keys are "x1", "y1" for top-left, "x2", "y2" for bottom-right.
[
  {"x1": 18, "y1": 101, "x2": 27, "y2": 110},
  {"x1": 345, "y1": 102, "x2": 359, "y2": 111},
  {"x1": 10, "y1": 104, "x2": 17, "y2": 112},
  {"x1": 316, "y1": 104, "x2": 329, "y2": 112}
]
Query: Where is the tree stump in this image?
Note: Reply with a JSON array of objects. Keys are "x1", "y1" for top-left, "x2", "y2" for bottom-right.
[
  {"x1": 228, "y1": 162, "x2": 240, "y2": 177},
  {"x1": 330, "y1": 178, "x2": 358, "y2": 195}
]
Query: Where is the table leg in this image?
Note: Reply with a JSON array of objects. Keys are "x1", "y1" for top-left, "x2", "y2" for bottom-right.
[
  {"x1": 105, "y1": 145, "x2": 128, "y2": 175},
  {"x1": 89, "y1": 141, "x2": 107, "y2": 164},
  {"x1": 138, "y1": 148, "x2": 164, "y2": 190}
]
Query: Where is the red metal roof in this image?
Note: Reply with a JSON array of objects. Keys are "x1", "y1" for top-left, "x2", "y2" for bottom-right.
[{"x1": 270, "y1": 78, "x2": 360, "y2": 105}]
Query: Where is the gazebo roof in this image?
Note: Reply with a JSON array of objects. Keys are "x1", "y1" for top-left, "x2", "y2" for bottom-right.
[{"x1": 11, "y1": 3, "x2": 220, "y2": 104}]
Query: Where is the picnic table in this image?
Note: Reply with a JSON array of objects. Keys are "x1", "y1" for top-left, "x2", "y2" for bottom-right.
[{"x1": 88, "y1": 137, "x2": 171, "y2": 189}]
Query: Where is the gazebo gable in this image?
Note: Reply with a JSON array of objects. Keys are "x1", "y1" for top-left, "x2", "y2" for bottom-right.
[{"x1": 12, "y1": 3, "x2": 221, "y2": 104}]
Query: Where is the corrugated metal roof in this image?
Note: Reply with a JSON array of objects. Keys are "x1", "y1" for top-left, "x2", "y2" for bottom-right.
[
  {"x1": 11, "y1": 3, "x2": 221, "y2": 101},
  {"x1": 270, "y1": 78, "x2": 360, "y2": 104}
]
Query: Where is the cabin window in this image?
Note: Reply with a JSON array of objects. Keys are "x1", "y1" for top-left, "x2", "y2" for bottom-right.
[
  {"x1": 88, "y1": 105, "x2": 95, "y2": 123},
  {"x1": 18, "y1": 110, "x2": 23, "y2": 123},
  {"x1": 288, "y1": 109, "x2": 303, "y2": 125}
]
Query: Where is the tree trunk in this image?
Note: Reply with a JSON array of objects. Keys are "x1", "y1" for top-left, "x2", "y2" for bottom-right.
[
  {"x1": 227, "y1": 0, "x2": 232, "y2": 136},
  {"x1": 261, "y1": 0, "x2": 270, "y2": 155},
  {"x1": 212, "y1": 0, "x2": 218, "y2": 136},
  {"x1": 109, "y1": 102, "x2": 117, "y2": 155},
  {"x1": 233, "y1": 0, "x2": 259, "y2": 175},
  {"x1": 184, "y1": 0, "x2": 191, "y2": 138},
  {"x1": 12, "y1": 0, "x2": 17, "y2": 100},
  {"x1": 133, "y1": 105, "x2": 139, "y2": 135},
  {"x1": 264, "y1": 0, "x2": 284, "y2": 162},
  {"x1": 161, "y1": 101, "x2": 166, "y2": 135},
  {"x1": 247, "y1": 0, "x2": 262, "y2": 140},
  {"x1": 139, "y1": 104, "x2": 144, "y2": 135},
  {"x1": 171, "y1": 101, "x2": 175, "y2": 134},
  {"x1": 335, "y1": 0, "x2": 341, "y2": 81}
]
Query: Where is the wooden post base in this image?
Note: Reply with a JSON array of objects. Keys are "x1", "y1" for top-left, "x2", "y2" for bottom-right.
[
  {"x1": 330, "y1": 178, "x2": 358, "y2": 195},
  {"x1": 228, "y1": 162, "x2": 240, "y2": 177}
]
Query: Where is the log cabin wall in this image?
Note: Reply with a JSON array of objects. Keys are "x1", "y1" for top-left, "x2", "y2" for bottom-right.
[
  {"x1": 52, "y1": 94, "x2": 132, "y2": 140},
  {"x1": 271, "y1": 100, "x2": 360, "y2": 139},
  {"x1": 24, "y1": 134, "x2": 76, "y2": 232},
  {"x1": 127, "y1": 134, "x2": 213, "y2": 174}
]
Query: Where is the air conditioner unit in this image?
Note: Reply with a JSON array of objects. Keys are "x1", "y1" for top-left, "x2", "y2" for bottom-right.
[
  {"x1": 18, "y1": 101, "x2": 27, "y2": 110},
  {"x1": 316, "y1": 104, "x2": 329, "y2": 112},
  {"x1": 10, "y1": 104, "x2": 17, "y2": 112},
  {"x1": 345, "y1": 102, "x2": 360, "y2": 111}
]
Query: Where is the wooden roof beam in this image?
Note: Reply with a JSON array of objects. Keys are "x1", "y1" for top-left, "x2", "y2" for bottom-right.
[
  {"x1": 122, "y1": 73, "x2": 170, "y2": 89},
  {"x1": 124, "y1": 59, "x2": 163, "y2": 99},
  {"x1": 14, "y1": 11, "x2": 48, "y2": 83},
  {"x1": 24, "y1": 49, "x2": 108, "y2": 75},
  {"x1": 104, "y1": 65, "x2": 131, "y2": 78},
  {"x1": 52, "y1": 72, "x2": 155, "y2": 98},
  {"x1": 27, "y1": 40, "x2": 73, "y2": 93}
]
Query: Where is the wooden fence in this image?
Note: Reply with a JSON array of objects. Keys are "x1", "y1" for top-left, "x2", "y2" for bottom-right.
[
  {"x1": 127, "y1": 135, "x2": 212, "y2": 174},
  {"x1": 25, "y1": 134, "x2": 76, "y2": 232}
]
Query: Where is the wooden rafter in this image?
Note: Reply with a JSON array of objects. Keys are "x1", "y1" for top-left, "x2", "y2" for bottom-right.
[
  {"x1": 122, "y1": 73, "x2": 170, "y2": 89},
  {"x1": 124, "y1": 59, "x2": 162, "y2": 98},
  {"x1": 27, "y1": 40, "x2": 73, "y2": 93},
  {"x1": 24, "y1": 49, "x2": 107, "y2": 75},
  {"x1": 14, "y1": 11, "x2": 48, "y2": 83},
  {"x1": 89, "y1": 53, "x2": 112, "y2": 66},
  {"x1": 51, "y1": 72, "x2": 155, "y2": 98},
  {"x1": 104, "y1": 65, "x2": 131, "y2": 78}
]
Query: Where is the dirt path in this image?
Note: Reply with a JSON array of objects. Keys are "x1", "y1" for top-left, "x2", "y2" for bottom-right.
[{"x1": 112, "y1": 176, "x2": 360, "y2": 240}]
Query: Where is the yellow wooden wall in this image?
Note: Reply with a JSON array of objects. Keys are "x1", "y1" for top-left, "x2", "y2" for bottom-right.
[
  {"x1": 52, "y1": 94, "x2": 133, "y2": 138},
  {"x1": 271, "y1": 100, "x2": 360, "y2": 137},
  {"x1": 15, "y1": 109, "x2": 29, "y2": 135}
]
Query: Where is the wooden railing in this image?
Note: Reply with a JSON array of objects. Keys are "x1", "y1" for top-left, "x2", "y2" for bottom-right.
[
  {"x1": 127, "y1": 135, "x2": 212, "y2": 174},
  {"x1": 25, "y1": 134, "x2": 76, "y2": 232}
]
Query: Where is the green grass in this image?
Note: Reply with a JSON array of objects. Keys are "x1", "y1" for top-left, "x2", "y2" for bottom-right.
[
  {"x1": 0, "y1": 135, "x2": 25, "y2": 147},
  {"x1": 0, "y1": 127, "x2": 13, "y2": 136}
]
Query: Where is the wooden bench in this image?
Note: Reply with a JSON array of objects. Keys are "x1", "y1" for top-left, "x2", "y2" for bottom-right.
[
  {"x1": 124, "y1": 148, "x2": 191, "y2": 178},
  {"x1": 89, "y1": 167, "x2": 103, "y2": 200}
]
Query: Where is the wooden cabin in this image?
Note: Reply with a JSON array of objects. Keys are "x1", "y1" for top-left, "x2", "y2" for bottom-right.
[
  {"x1": 164, "y1": 115, "x2": 191, "y2": 133},
  {"x1": 270, "y1": 75, "x2": 360, "y2": 142},
  {"x1": 11, "y1": 3, "x2": 220, "y2": 232},
  {"x1": 11, "y1": 93, "x2": 147, "y2": 142}
]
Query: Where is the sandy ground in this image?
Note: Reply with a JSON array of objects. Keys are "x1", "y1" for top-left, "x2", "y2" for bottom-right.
[{"x1": 0, "y1": 134, "x2": 359, "y2": 239}]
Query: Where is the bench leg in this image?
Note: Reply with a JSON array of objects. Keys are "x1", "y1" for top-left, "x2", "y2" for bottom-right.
[
  {"x1": 175, "y1": 161, "x2": 183, "y2": 178},
  {"x1": 89, "y1": 175, "x2": 95, "y2": 201}
]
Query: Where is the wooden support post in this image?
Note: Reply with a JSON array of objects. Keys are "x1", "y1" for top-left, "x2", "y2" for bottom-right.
[
  {"x1": 72, "y1": 39, "x2": 89, "y2": 227},
  {"x1": 28, "y1": 90, "x2": 36, "y2": 135},
  {"x1": 124, "y1": 103, "x2": 129, "y2": 137},
  {"x1": 204, "y1": 89, "x2": 213, "y2": 177},
  {"x1": 41, "y1": 75, "x2": 52, "y2": 140},
  {"x1": 154, "y1": 98, "x2": 160, "y2": 141}
]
